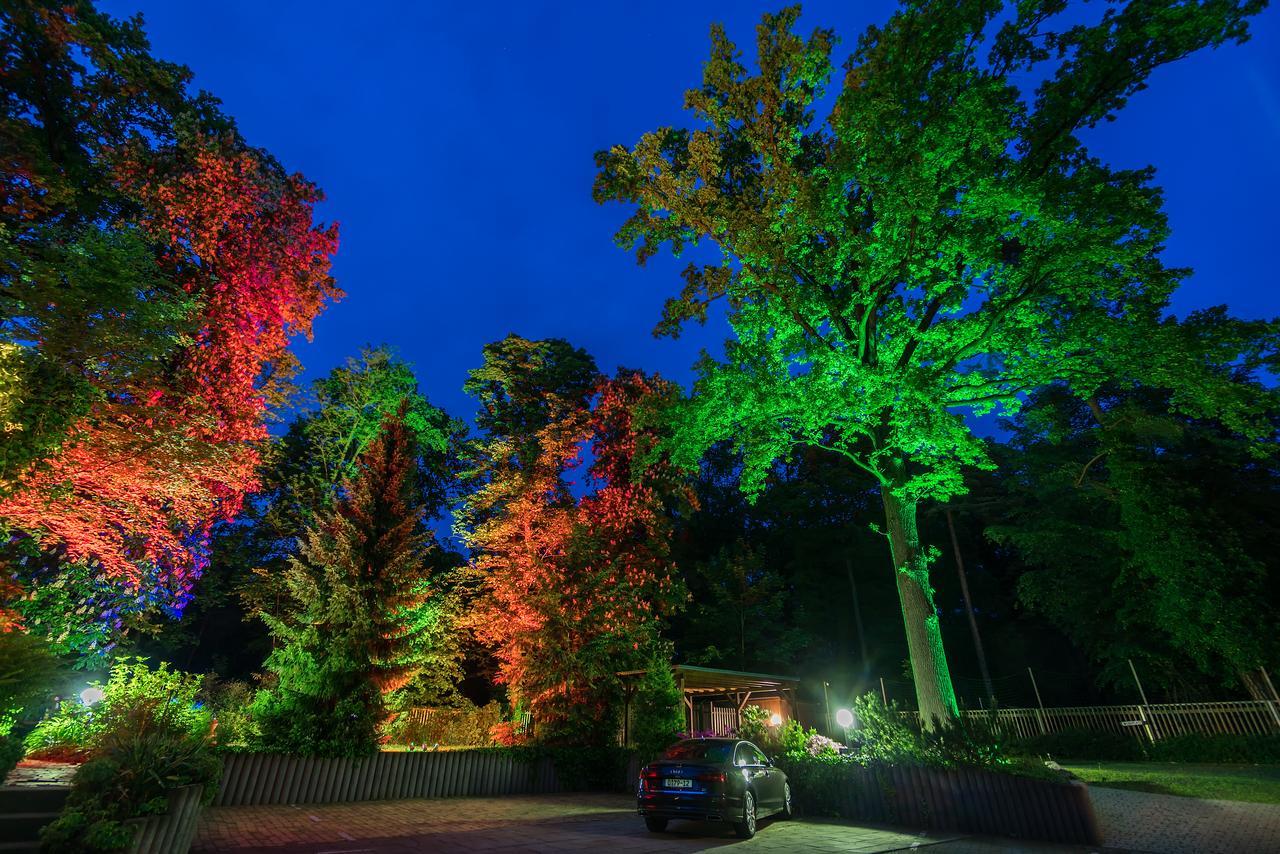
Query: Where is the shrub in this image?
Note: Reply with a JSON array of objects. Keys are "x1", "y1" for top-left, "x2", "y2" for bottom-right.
[
  {"x1": 737, "y1": 704, "x2": 770, "y2": 744},
  {"x1": 0, "y1": 630, "x2": 65, "y2": 775},
  {"x1": 251, "y1": 675, "x2": 381, "y2": 759},
  {"x1": 850, "y1": 692, "x2": 919, "y2": 763},
  {"x1": 629, "y1": 659, "x2": 684, "y2": 760},
  {"x1": 40, "y1": 705, "x2": 220, "y2": 853},
  {"x1": 1149, "y1": 733, "x2": 1280, "y2": 764},
  {"x1": 202, "y1": 679, "x2": 258, "y2": 753},
  {"x1": 1010, "y1": 728, "x2": 1144, "y2": 762},
  {"x1": 23, "y1": 700, "x2": 93, "y2": 760},
  {"x1": 805, "y1": 732, "x2": 842, "y2": 758},
  {"x1": 24, "y1": 658, "x2": 210, "y2": 760},
  {"x1": 0, "y1": 630, "x2": 65, "y2": 733},
  {"x1": 489, "y1": 721, "x2": 527, "y2": 747},
  {"x1": 382, "y1": 701, "x2": 505, "y2": 748},
  {"x1": 780, "y1": 719, "x2": 807, "y2": 755}
]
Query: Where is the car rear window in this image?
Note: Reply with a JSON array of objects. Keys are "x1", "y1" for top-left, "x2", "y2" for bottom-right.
[{"x1": 661, "y1": 741, "x2": 735, "y2": 762}]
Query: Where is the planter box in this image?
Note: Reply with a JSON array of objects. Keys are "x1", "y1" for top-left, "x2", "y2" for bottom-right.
[
  {"x1": 785, "y1": 762, "x2": 1100, "y2": 846},
  {"x1": 215, "y1": 749, "x2": 640, "y2": 807},
  {"x1": 128, "y1": 783, "x2": 204, "y2": 854}
]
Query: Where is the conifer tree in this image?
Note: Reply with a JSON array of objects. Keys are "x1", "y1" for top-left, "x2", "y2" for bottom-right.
[{"x1": 253, "y1": 403, "x2": 447, "y2": 756}]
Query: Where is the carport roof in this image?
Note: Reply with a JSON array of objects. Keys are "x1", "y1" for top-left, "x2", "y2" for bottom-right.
[{"x1": 617, "y1": 664, "x2": 800, "y2": 696}]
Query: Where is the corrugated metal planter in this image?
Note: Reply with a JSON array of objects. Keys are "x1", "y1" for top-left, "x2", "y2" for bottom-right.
[
  {"x1": 781, "y1": 761, "x2": 1101, "y2": 846},
  {"x1": 215, "y1": 750, "x2": 640, "y2": 807},
  {"x1": 127, "y1": 783, "x2": 205, "y2": 854}
]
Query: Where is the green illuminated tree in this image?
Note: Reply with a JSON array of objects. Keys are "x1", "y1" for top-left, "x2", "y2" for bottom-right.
[
  {"x1": 595, "y1": 1, "x2": 1272, "y2": 725},
  {"x1": 235, "y1": 347, "x2": 462, "y2": 619},
  {"x1": 253, "y1": 405, "x2": 455, "y2": 756}
]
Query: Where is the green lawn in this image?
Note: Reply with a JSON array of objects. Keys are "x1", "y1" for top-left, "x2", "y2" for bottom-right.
[{"x1": 1065, "y1": 762, "x2": 1280, "y2": 805}]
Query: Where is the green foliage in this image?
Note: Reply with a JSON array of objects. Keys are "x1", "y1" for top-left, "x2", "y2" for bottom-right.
[
  {"x1": 501, "y1": 745, "x2": 636, "y2": 792},
  {"x1": 629, "y1": 657, "x2": 684, "y2": 760},
  {"x1": 596, "y1": 0, "x2": 1273, "y2": 724},
  {"x1": 237, "y1": 346, "x2": 464, "y2": 648},
  {"x1": 990, "y1": 384, "x2": 1280, "y2": 693},
  {"x1": 23, "y1": 701, "x2": 92, "y2": 759},
  {"x1": 382, "y1": 701, "x2": 504, "y2": 748},
  {"x1": 25, "y1": 658, "x2": 210, "y2": 758},
  {"x1": 0, "y1": 630, "x2": 64, "y2": 736},
  {"x1": 779, "y1": 719, "x2": 808, "y2": 756},
  {"x1": 253, "y1": 407, "x2": 448, "y2": 758},
  {"x1": 737, "y1": 704, "x2": 771, "y2": 745},
  {"x1": 850, "y1": 693, "x2": 919, "y2": 763},
  {"x1": 40, "y1": 706, "x2": 220, "y2": 853},
  {"x1": 203, "y1": 679, "x2": 258, "y2": 753},
  {"x1": 0, "y1": 733, "x2": 24, "y2": 781}
]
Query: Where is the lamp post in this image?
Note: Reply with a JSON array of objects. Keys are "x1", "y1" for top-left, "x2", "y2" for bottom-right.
[{"x1": 835, "y1": 708, "x2": 854, "y2": 747}]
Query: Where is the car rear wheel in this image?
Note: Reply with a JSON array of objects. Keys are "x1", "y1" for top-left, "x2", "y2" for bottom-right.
[
  {"x1": 735, "y1": 791, "x2": 757, "y2": 839},
  {"x1": 780, "y1": 781, "x2": 793, "y2": 819},
  {"x1": 644, "y1": 817, "x2": 668, "y2": 833}
]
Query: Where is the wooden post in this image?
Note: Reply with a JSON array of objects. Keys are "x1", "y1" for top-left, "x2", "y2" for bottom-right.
[
  {"x1": 823, "y1": 681, "x2": 833, "y2": 737},
  {"x1": 880, "y1": 677, "x2": 888, "y2": 706},
  {"x1": 1128, "y1": 658, "x2": 1157, "y2": 742},
  {"x1": 1258, "y1": 668, "x2": 1280, "y2": 732},
  {"x1": 846, "y1": 556, "x2": 870, "y2": 674},
  {"x1": 947, "y1": 507, "x2": 995, "y2": 707},
  {"x1": 1028, "y1": 667, "x2": 1049, "y2": 735}
]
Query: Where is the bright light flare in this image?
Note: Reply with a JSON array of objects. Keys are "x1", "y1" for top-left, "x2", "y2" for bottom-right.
[
  {"x1": 769, "y1": 713, "x2": 782, "y2": 726},
  {"x1": 79, "y1": 686, "x2": 105, "y2": 706},
  {"x1": 835, "y1": 708, "x2": 854, "y2": 728}
]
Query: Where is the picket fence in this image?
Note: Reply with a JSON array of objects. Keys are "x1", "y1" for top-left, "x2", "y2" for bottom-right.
[{"x1": 914, "y1": 700, "x2": 1280, "y2": 740}]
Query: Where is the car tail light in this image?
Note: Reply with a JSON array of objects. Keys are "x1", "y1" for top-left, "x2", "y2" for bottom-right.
[{"x1": 696, "y1": 771, "x2": 725, "y2": 783}]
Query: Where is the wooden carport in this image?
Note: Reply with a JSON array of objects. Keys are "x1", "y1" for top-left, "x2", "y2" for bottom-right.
[{"x1": 617, "y1": 664, "x2": 802, "y2": 745}]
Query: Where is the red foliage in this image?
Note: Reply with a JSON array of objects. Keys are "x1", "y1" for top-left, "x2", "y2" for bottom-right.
[
  {"x1": 0, "y1": 141, "x2": 339, "y2": 587},
  {"x1": 467, "y1": 371, "x2": 692, "y2": 724}
]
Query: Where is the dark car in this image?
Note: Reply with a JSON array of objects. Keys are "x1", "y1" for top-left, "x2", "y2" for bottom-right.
[{"x1": 636, "y1": 738, "x2": 792, "y2": 838}]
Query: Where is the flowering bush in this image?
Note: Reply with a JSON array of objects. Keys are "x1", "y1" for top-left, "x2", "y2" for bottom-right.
[{"x1": 805, "y1": 733, "x2": 842, "y2": 758}]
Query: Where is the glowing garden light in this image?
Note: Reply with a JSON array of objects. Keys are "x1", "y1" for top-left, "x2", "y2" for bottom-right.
[
  {"x1": 79, "y1": 686, "x2": 105, "y2": 706},
  {"x1": 769, "y1": 712, "x2": 782, "y2": 726},
  {"x1": 835, "y1": 708, "x2": 854, "y2": 728}
]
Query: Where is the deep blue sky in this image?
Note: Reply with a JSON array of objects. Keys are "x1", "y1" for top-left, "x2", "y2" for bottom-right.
[{"x1": 103, "y1": 0, "x2": 1280, "y2": 425}]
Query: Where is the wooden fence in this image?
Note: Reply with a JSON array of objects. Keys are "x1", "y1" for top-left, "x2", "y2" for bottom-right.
[
  {"x1": 214, "y1": 749, "x2": 640, "y2": 807},
  {"x1": 709, "y1": 705, "x2": 738, "y2": 736},
  {"x1": 909, "y1": 700, "x2": 1280, "y2": 740}
]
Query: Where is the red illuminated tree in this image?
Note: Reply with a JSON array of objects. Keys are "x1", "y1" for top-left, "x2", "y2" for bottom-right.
[
  {"x1": 458, "y1": 338, "x2": 690, "y2": 741},
  {"x1": 0, "y1": 2, "x2": 339, "y2": 634}
]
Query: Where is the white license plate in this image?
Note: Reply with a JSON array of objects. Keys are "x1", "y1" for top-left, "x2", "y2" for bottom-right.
[{"x1": 664, "y1": 778, "x2": 693, "y2": 788}]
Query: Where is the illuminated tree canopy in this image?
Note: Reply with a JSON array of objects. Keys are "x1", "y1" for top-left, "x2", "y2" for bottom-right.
[
  {"x1": 595, "y1": 0, "x2": 1275, "y2": 724},
  {"x1": 0, "y1": 1, "x2": 339, "y2": 630},
  {"x1": 457, "y1": 336, "x2": 692, "y2": 740}
]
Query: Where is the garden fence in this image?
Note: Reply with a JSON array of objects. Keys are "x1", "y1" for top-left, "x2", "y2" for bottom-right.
[{"x1": 906, "y1": 700, "x2": 1280, "y2": 741}]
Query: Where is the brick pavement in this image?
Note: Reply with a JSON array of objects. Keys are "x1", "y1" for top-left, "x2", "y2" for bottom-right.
[
  {"x1": 1086, "y1": 786, "x2": 1280, "y2": 854},
  {"x1": 192, "y1": 792, "x2": 1110, "y2": 853}
]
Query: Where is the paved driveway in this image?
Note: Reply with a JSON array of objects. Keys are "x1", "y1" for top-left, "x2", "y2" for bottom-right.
[{"x1": 193, "y1": 793, "x2": 1096, "y2": 853}]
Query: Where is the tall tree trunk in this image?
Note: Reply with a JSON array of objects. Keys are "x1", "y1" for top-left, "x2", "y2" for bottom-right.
[{"x1": 881, "y1": 480, "x2": 959, "y2": 729}]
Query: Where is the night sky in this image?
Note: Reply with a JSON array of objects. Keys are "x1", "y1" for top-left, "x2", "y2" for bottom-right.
[{"x1": 102, "y1": 1, "x2": 1280, "y2": 427}]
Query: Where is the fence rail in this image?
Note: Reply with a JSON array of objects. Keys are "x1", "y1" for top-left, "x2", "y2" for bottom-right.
[{"x1": 908, "y1": 700, "x2": 1280, "y2": 740}]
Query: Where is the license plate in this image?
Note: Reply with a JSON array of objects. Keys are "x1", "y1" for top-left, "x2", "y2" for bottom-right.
[{"x1": 664, "y1": 778, "x2": 693, "y2": 788}]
